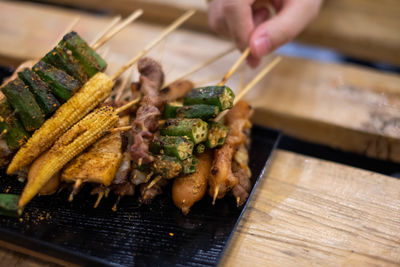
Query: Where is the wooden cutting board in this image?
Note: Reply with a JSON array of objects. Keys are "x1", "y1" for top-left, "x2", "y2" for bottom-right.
[{"x1": 0, "y1": 2, "x2": 399, "y2": 266}]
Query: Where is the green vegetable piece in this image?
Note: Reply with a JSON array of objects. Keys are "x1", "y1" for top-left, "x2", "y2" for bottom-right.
[
  {"x1": 1, "y1": 78, "x2": 44, "y2": 131},
  {"x1": 206, "y1": 121, "x2": 229, "y2": 148},
  {"x1": 184, "y1": 85, "x2": 235, "y2": 111},
  {"x1": 163, "y1": 101, "x2": 183, "y2": 118},
  {"x1": 33, "y1": 61, "x2": 80, "y2": 101},
  {"x1": 18, "y1": 68, "x2": 60, "y2": 115},
  {"x1": 177, "y1": 104, "x2": 219, "y2": 120},
  {"x1": 195, "y1": 143, "x2": 206, "y2": 154},
  {"x1": 0, "y1": 194, "x2": 23, "y2": 217},
  {"x1": 60, "y1": 31, "x2": 107, "y2": 77},
  {"x1": 150, "y1": 136, "x2": 194, "y2": 160},
  {"x1": 152, "y1": 155, "x2": 182, "y2": 179},
  {"x1": 0, "y1": 98, "x2": 30, "y2": 150},
  {"x1": 160, "y1": 118, "x2": 208, "y2": 144},
  {"x1": 42, "y1": 45, "x2": 88, "y2": 84},
  {"x1": 180, "y1": 156, "x2": 198, "y2": 174}
]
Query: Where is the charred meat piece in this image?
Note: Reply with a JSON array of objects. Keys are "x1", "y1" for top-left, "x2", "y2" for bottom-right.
[
  {"x1": 209, "y1": 101, "x2": 253, "y2": 202},
  {"x1": 161, "y1": 80, "x2": 194, "y2": 102},
  {"x1": 140, "y1": 178, "x2": 168, "y2": 204},
  {"x1": 130, "y1": 58, "x2": 165, "y2": 165}
]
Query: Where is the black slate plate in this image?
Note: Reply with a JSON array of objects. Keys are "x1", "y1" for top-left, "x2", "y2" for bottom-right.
[
  {"x1": 0, "y1": 65, "x2": 281, "y2": 266},
  {"x1": 0, "y1": 125, "x2": 280, "y2": 267}
]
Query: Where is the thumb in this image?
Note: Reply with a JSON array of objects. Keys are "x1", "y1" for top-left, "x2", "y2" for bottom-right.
[{"x1": 250, "y1": 0, "x2": 321, "y2": 58}]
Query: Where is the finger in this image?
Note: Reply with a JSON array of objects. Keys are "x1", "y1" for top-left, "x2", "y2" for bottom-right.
[
  {"x1": 208, "y1": 0, "x2": 230, "y2": 37},
  {"x1": 222, "y1": 0, "x2": 256, "y2": 50},
  {"x1": 247, "y1": 55, "x2": 261, "y2": 68},
  {"x1": 250, "y1": 0, "x2": 322, "y2": 58},
  {"x1": 253, "y1": 7, "x2": 270, "y2": 27}
]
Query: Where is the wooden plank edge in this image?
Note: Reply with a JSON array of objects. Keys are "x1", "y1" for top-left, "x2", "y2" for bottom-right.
[{"x1": 252, "y1": 108, "x2": 400, "y2": 163}]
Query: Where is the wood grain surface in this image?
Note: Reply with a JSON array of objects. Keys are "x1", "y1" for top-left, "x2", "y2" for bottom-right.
[
  {"x1": 2, "y1": 150, "x2": 400, "y2": 266},
  {"x1": 0, "y1": 2, "x2": 400, "y2": 265},
  {"x1": 36, "y1": 0, "x2": 400, "y2": 66},
  {"x1": 221, "y1": 150, "x2": 400, "y2": 267},
  {"x1": 2, "y1": 1, "x2": 400, "y2": 163}
]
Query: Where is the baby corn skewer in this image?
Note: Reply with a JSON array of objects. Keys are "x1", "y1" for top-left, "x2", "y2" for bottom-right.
[
  {"x1": 18, "y1": 106, "x2": 119, "y2": 207},
  {"x1": 7, "y1": 72, "x2": 113, "y2": 175},
  {"x1": 62, "y1": 115, "x2": 130, "y2": 202},
  {"x1": 8, "y1": 9, "x2": 195, "y2": 175}
]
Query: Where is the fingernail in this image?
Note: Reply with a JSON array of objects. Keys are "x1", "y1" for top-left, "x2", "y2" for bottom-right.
[{"x1": 253, "y1": 36, "x2": 270, "y2": 57}]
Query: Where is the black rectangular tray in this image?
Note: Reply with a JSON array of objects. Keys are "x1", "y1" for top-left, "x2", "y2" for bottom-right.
[{"x1": 0, "y1": 125, "x2": 280, "y2": 267}]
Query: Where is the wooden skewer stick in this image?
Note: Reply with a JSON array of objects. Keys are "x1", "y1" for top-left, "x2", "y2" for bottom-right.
[
  {"x1": 115, "y1": 97, "x2": 140, "y2": 114},
  {"x1": 214, "y1": 56, "x2": 282, "y2": 121},
  {"x1": 52, "y1": 16, "x2": 81, "y2": 48},
  {"x1": 94, "y1": 191, "x2": 105, "y2": 208},
  {"x1": 115, "y1": 67, "x2": 134, "y2": 101},
  {"x1": 146, "y1": 175, "x2": 162, "y2": 190},
  {"x1": 236, "y1": 196, "x2": 241, "y2": 208},
  {"x1": 212, "y1": 185, "x2": 220, "y2": 205},
  {"x1": 111, "y1": 9, "x2": 196, "y2": 81},
  {"x1": 68, "y1": 178, "x2": 83, "y2": 202},
  {"x1": 112, "y1": 195, "x2": 121, "y2": 212},
  {"x1": 109, "y1": 125, "x2": 132, "y2": 133},
  {"x1": 234, "y1": 56, "x2": 281, "y2": 105},
  {"x1": 164, "y1": 46, "x2": 235, "y2": 88},
  {"x1": 90, "y1": 15, "x2": 122, "y2": 47},
  {"x1": 92, "y1": 9, "x2": 143, "y2": 50},
  {"x1": 217, "y1": 47, "x2": 250, "y2": 86}
]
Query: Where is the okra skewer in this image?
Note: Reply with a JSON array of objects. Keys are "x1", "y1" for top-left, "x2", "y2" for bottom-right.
[
  {"x1": 0, "y1": 194, "x2": 23, "y2": 217},
  {"x1": 160, "y1": 118, "x2": 208, "y2": 144},
  {"x1": 206, "y1": 121, "x2": 229, "y2": 148},
  {"x1": 176, "y1": 104, "x2": 220, "y2": 120},
  {"x1": 18, "y1": 68, "x2": 60, "y2": 115},
  {"x1": 150, "y1": 136, "x2": 194, "y2": 160},
  {"x1": 214, "y1": 56, "x2": 282, "y2": 121},
  {"x1": 8, "y1": 10, "x2": 195, "y2": 175},
  {"x1": 0, "y1": 96, "x2": 29, "y2": 150},
  {"x1": 1, "y1": 78, "x2": 45, "y2": 131}
]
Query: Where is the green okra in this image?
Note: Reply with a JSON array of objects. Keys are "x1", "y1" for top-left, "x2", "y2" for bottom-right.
[
  {"x1": 33, "y1": 61, "x2": 80, "y2": 101},
  {"x1": 160, "y1": 118, "x2": 208, "y2": 144},
  {"x1": 195, "y1": 143, "x2": 206, "y2": 154},
  {"x1": 163, "y1": 101, "x2": 183, "y2": 118},
  {"x1": 60, "y1": 31, "x2": 107, "y2": 77},
  {"x1": 150, "y1": 136, "x2": 194, "y2": 160},
  {"x1": 184, "y1": 85, "x2": 235, "y2": 111},
  {"x1": 176, "y1": 104, "x2": 220, "y2": 120},
  {"x1": 1, "y1": 78, "x2": 44, "y2": 131},
  {"x1": 152, "y1": 155, "x2": 182, "y2": 179},
  {"x1": 42, "y1": 45, "x2": 88, "y2": 84},
  {"x1": 0, "y1": 98, "x2": 29, "y2": 150},
  {"x1": 180, "y1": 156, "x2": 198, "y2": 174},
  {"x1": 0, "y1": 194, "x2": 23, "y2": 217},
  {"x1": 206, "y1": 121, "x2": 229, "y2": 148},
  {"x1": 18, "y1": 68, "x2": 60, "y2": 115}
]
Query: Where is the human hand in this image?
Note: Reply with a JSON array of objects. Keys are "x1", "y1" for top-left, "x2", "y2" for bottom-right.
[{"x1": 208, "y1": 0, "x2": 323, "y2": 67}]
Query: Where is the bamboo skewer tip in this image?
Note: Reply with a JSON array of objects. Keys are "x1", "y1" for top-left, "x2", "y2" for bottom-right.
[
  {"x1": 92, "y1": 9, "x2": 143, "y2": 50},
  {"x1": 90, "y1": 15, "x2": 122, "y2": 47},
  {"x1": 217, "y1": 47, "x2": 250, "y2": 86},
  {"x1": 214, "y1": 56, "x2": 282, "y2": 121},
  {"x1": 111, "y1": 9, "x2": 196, "y2": 81},
  {"x1": 115, "y1": 97, "x2": 140, "y2": 114}
]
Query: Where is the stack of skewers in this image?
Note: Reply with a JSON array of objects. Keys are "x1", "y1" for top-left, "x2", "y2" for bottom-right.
[{"x1": 0, "y1": 9, "x2": 281, "y2": 216}]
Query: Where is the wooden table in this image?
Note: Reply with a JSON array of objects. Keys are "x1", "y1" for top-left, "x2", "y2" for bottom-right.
[{"x1": 0, "y1": 2, "x2": 399, "y2": 266}]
